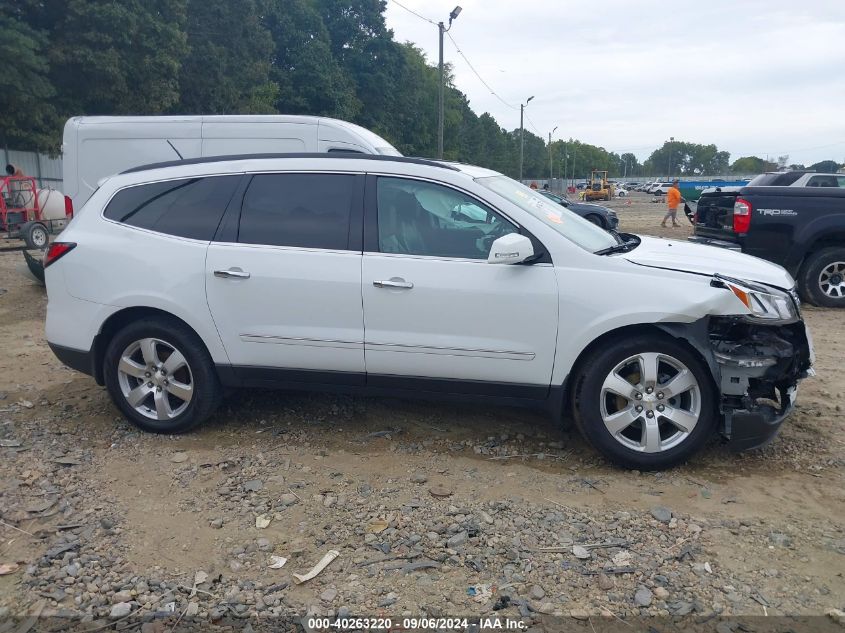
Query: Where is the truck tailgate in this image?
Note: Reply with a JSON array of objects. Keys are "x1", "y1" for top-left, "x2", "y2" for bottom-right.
[{"x1": 694, "y1": 192, "x2": 738, "y2": 241}]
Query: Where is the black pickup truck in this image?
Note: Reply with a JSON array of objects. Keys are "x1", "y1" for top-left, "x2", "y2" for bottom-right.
[{"x1": 690, "y1": 178, "x2": 845, "y2": 307}]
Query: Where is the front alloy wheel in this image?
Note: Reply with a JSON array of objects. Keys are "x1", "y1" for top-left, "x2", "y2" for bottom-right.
[
  {"x1": 600, "y1": 353, "x2": 701, "y2": 453},
  {"x1": 573, "y1": 334, "x2": 715, "y2": 470}
]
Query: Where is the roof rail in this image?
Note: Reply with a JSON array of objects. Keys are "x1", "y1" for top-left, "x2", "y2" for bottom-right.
[{"x1": 120, "y1": 153, "x2": 458, "y2": 175}]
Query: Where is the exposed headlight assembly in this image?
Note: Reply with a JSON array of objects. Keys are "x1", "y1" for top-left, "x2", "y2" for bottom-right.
[{"x1": 713, "y1": 275, "x2": 799, "y2": 323}]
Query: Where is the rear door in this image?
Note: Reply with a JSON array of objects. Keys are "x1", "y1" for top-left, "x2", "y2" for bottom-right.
[
  {"x1": 205, "y1": 172, "x2": 366, "y2": 386},
  {"x1": 361, "y1": 175, "x2": 558, "y2": 396}
]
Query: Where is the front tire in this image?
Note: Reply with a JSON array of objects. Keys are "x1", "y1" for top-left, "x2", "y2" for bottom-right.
[
  {"x1": 798, "y1": 247, "x2": 845, "y2": 307},
  {"x1": 103, "y1": 317, "x2": 221, "y2": 433},
  {"x1": 585, "y1": 214, "x2": 604, "y2": 228},
  {"x1": 572, "y1": 334, "x2": 716, "y2": 470}
]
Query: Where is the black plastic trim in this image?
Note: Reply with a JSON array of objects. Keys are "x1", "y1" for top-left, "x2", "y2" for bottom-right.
[
  {"x1": 217, "y1": 365, "x2": 550, "y2": 405},
  {"x1": 120, "y1": 153, "x2": 458, "y2": 175},
  {"x1": 48, "y1": 343, "x2": 95, "y2": 378}
]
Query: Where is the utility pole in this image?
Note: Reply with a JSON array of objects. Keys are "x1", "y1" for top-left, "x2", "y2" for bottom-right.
[
  {"x1": 437, "y1": 6, "x2": 462, "y2": 160},
  {"x1": 548, "y1": 126, "x2": 557, "y2": 186},
  {"x1": 666, "y1": 136, "x2": 674, "y2": 181},
  {"x1": 519, "y1": 96, "x2": 534, "y2": 182}
]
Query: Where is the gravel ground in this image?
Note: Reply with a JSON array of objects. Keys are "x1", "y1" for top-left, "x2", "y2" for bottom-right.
[{"x1": 0, "y1": 195, "x2": 843, "y2": 630}]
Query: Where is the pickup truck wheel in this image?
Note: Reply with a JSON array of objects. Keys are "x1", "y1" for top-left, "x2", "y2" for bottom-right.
[
  {"x1": 799, "y1": 248, "x2": 845, "y2": 307},
  {"x1": 573, "y1": 334, "x2": 716, "y2": 470},
  {"x1": 103, "y1": 317, "x2": 221, "y2": 433},
  {"x1": 585, "y1": 214, "x2": 604, "y2": 228}
]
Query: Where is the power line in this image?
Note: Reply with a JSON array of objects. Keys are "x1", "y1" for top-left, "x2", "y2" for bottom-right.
[
  {"x1": 525, "y1": 114, "x2": 542, "y2": 135},
  {"x1": 445, "y1": 31, "x2": 519, "y2": 111},
  {"x1": 388, "y1": 0, "x2": 436, "y2": 25}
]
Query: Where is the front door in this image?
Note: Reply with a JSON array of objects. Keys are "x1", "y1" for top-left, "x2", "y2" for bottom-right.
[
  {"x1": 206, "y1": 172, "x2": 366, "y2": 385},
  {"x1": 362, "y1": 176, "x2": 559, "y2": 396}
]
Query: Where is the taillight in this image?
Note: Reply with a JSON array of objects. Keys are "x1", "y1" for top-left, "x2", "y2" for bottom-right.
[
  {"x1": 64, "y1": 195, "x2": 74, "y2": 218},
  {"x1": 733, "y1": 197, "x2": 752, "y2": 234},
  {"x1": 43, "y1": 242, "x2": 76, "y2": 268}
]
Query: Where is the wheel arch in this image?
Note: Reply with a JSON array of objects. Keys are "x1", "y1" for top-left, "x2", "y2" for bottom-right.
[
  {"x1": 562, "y1": 320, "x2": 719, "y2": 417},
  {"x1": 91, "y1": 307, "x2": 213, "y2": 386}
]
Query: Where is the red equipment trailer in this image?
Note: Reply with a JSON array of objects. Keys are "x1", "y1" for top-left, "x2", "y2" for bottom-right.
[{"x1": 0, "y1": 174, "x2": 72, "y2": 250}]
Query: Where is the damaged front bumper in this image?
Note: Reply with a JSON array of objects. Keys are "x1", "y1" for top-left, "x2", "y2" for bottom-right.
[{"x1": 709, "y1": 316, "x2": 814, "y2": 450}]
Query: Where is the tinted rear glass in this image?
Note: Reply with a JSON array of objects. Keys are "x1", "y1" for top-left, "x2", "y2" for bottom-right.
[
  {"x1": 238, "y1": 173, "x2": 356, "y2": 249},
  {"x1": 747, "y1": 172, "x2": 805, "y2": 186},
  {"x1": 104, "y1": 176, "x2": 240, "y2": 240}
]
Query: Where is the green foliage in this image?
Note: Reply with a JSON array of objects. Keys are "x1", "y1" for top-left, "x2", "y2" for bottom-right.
[
  {"x1": 8, "y1": 1, "x2": 834, "y2": 180},
  {"x1": 0, "y1": 11, "x2": 57, "y2": 150},
  {"x1": 177, "y1": 0, "x2": 278, "y2": 114},
  {"x1": 730, "y1": 156, "x2": 775, "y2": 174},
  {"x1": 808, "y1": 160, "x2": 842, "y2": 174},
  {"x1": 644, "y1": 141, "x2": 729, "y2": 177}
]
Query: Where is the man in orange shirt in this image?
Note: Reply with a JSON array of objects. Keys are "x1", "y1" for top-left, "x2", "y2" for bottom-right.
[{"x1": 661, "y1": 179, "x2": 683, "y2": 228}]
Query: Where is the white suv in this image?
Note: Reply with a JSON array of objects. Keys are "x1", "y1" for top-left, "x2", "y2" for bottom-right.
[{"x1": 44, "y1": 154, "x2": 813, "y2": 470}]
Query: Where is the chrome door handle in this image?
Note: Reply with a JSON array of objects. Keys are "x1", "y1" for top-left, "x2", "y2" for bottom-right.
[
  {"x1": 214, "y1": 268, "x2": 250, "y2": 279},
  {"x1": 373, "y1": 279, "x2": 413, "y2": 289}
]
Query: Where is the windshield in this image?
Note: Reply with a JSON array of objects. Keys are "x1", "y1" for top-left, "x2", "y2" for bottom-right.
[{"x1": 475, "y1": 175, "x2": 617, "y2": 252}]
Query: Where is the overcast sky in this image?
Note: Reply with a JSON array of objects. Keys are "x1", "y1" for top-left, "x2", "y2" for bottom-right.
[{"x1": 384, "y1": 0, "x2": 845, "y2": 167}]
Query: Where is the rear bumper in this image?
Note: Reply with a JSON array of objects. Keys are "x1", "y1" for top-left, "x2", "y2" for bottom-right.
[{"x1": 688, "y1": 235, "x2": 742, "y2": 251}]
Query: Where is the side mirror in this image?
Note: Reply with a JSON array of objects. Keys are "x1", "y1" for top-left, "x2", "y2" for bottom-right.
[{"x1": 487, "y1": 233, "x2": 534, "y2": 265}]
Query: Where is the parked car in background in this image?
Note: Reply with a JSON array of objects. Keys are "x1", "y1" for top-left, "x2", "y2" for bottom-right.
[
  {"x1": 651, "y1": 183, "x2": 673, "y2": 196},
  {"x1": 45, "y1": 153, "x2": 812, "y2": 470},
  {"x1": 538, "y1": 190, "x2": 618, "y2": 229},
  {"x1": 787, "y1": 173, "x2": 845, "y2": 188},
  {"x1": 691, "y1": 180, "x2": 845, "y2": 306}
]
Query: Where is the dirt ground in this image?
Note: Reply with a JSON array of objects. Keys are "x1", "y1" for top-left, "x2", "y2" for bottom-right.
[{"x1": 0, "y1": 193, "x2": 843, "y2": 629}]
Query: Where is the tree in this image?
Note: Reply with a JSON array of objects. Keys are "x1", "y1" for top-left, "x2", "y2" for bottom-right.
[
  {"x1": 265, "y1": 0, "x2": 360, "y2": 119},
  {"x1": 0, "y1": 12, "x2": 57, "y2": 150},
  {"x1": 177, "y1": 0, "x2": 278, "y2": 114},
  {"x1": 731, "y1": 156, "x2": 775, "y2": 174},
  {"x1": 24, "y1": 0, "x2": 188, "y2": 118},
  {"x1": 808, "y1": 160, "x2": 841, "y2": 173}
]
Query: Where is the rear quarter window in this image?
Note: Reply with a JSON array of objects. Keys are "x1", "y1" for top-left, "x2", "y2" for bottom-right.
[{"x1": 104, "y1": 176, "x2": 240, "y2": 240}]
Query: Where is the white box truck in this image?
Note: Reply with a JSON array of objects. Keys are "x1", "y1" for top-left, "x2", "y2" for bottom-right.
[{"x1": 62, "y1": 115, "x2": 402, "y2": 208}]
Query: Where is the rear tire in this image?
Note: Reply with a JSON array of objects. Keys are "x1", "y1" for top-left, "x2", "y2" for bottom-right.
[
  {"x1": 798, "y1": 247, "x2": 845, "y2": 308},
  {"x1": 103, "y1": 316, "x2": 221, "y2": 433},
  {"x1": 572, "y1": 333, "x2": 716, "y2": 470}
]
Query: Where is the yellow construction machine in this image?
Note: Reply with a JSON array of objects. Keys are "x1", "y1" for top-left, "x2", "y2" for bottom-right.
[{"x1": 584, "y1": 170, "x2": 613, "y2": 201}]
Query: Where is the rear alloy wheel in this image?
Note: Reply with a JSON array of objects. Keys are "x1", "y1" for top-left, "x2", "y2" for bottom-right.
[
  {"x1": 799, "y1": 247, "x2": 845, "y2": 307},
  {"x1": 104, "y1": 317, "x2": 221, "y2": 433},
  {"x1": 574, "y1": 335, "x2": 715, "y2": 470},
  {"x1": 117, "y1": 338, "x2": 194, "y2": 421}
]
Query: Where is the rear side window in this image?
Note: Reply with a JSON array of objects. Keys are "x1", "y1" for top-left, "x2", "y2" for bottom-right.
[
  {"x1": 238, "y1": 173, "x2": 356, "y2": 249},
  {"x1": 104, "y1": 176, "x2": 240, "y2": 240}
]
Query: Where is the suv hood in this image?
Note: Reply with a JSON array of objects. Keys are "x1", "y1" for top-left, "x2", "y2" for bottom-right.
[{"x1": 624, "y1": 236, "x2": 794, "y2": 290}]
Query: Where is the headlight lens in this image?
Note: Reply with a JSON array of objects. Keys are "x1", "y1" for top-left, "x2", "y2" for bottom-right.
[{"x1": 716, "y1": 276, "x2": 798, "y2": 322}]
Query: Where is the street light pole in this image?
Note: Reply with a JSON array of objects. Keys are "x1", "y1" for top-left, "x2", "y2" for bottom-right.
[
  {"x1": 666, "y1": 136, "x2": 674, "y2": 181},
  {"x1": 519, "y1": 95, "x2": 534, "y2": 182},
  {"x1": 437, "y1": 6, "x2": 462, "y2": 160},
  {"x1": 548, "y1": 126, "x2": 557, "y2": 186}
]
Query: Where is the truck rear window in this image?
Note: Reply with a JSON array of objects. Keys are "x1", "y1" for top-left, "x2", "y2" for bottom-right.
[{"x1": 747, "y1": 172, "x2": 805, "y2": 186}]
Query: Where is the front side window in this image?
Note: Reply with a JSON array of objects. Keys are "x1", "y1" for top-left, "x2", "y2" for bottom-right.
[
  {"x1": 238, "y1": 173, "x2": 355, "y2": 249},
  {"x1": 103, "y1": 176, "x2": 240, "y2": 240},
  {"x1": 377, "y1": 177, "x2": 517, "y2": 259}
]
